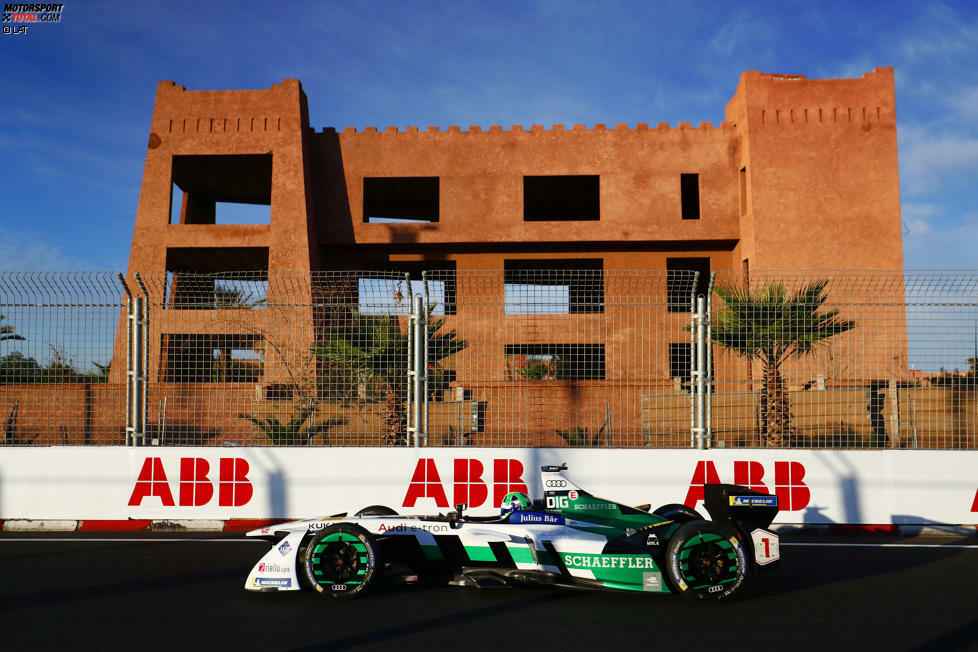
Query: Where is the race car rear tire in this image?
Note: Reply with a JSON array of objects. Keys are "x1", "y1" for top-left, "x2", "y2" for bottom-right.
[
  {"x1": 304, "y1": 524, "x2": 380, "y2": 599},
  {"x1": 354, "y1": 505, "x2": 398, "y2": 517},
  {"x1": 652, "y1": 503, "x2": 703, "y2": 524},
  {"x1": 665, "y1": 521, "x2": 747, "y2": 602}
]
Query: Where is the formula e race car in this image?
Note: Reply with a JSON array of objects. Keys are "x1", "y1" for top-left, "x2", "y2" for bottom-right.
[{"x1": 244, "y1": 464, "x2": 780, "y2": 602}]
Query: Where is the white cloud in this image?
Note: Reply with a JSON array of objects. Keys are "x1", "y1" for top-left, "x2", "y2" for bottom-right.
[
  {"x1": 898, "y1": 123, "x2": 978, "y2": 196},
  {"x1": 0, "y1": 229, "x2": 84, "y2": 271},
  {"x1": 709, "y1": 12, "x2": 775, "y2": 56},
  {"x1": 903, "y1": 211, "x2": 978, "y2": 269},
  {"x1": 945, "y1": 85, "x2": 978, "y2": 121}
]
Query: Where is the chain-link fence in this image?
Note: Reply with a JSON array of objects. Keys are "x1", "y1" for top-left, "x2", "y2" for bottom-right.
[
  {"x1": 1, "y1": 270, "x2": 976, "y2": 448},
  {"x1": 0, "y1": 272, "x2": 127, "y2": 445},
  {"x1": 707, "y1": 271, "x2": 978, "y2": 450}
]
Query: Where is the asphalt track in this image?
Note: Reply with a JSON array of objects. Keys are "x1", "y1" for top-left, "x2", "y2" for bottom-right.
[{"x1": 1, "y1": 532, "x2": 977, "y2": 651}]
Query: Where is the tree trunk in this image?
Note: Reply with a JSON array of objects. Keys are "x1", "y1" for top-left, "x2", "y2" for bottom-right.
[
  {"x1": 759, "y1": 364, "x2": 792, "y2": 447},
  {"x1": 384, "y1": 386, "x2": 407, "y2": 446}
]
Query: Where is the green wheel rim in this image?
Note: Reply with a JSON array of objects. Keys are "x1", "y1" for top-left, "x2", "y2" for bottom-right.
[
  {"x1": 310, "y1": 533, "x2": 370, "y2": 588},
  {"x1": 679, "y1": 535, "x2": 740, "y2": 590}
]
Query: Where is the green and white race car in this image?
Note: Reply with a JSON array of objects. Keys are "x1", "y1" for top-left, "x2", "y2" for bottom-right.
[{"x1": 244, "y1": 463, "x2": 780, "y2": 602}]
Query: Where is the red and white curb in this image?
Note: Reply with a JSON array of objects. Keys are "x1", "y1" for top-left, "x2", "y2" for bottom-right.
[{"x1": 0, "y1": 519, "x2": 975, "y2": 537}]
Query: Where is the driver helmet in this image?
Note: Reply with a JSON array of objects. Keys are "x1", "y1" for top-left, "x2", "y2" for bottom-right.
[{"x1": 500, "y1": 492, "x2": 530, "y2": 515}]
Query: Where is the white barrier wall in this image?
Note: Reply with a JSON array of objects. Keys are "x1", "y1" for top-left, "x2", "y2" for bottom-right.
[{"x1": 1, "y1": 447, "x2": 977, "y2": 524}]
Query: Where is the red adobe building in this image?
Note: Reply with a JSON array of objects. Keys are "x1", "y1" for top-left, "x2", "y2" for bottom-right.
[{"x1": 115, "y1": 69, "x2": 905, "y2": 445}]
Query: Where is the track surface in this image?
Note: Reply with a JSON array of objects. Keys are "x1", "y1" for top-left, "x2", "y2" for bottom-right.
[{"x1": 1, "y1": 532, "x2": 977, "y2": 651}]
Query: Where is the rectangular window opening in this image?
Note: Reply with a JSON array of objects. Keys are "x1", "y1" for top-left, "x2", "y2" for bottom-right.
[
  {"x1": 505, "y1": 344, "x2": 605, "y2": 380},
  {"x1": 346, "y1": 263, "x2": 457, "y2": 316},
  {"x1": 170, "y1": 154, "x2": 272, "y2": 225},
  {"x1": 666, "y1": 257, "x2": 710, "y2": 313},
  {"x1": 161, "y1": 333, "x2": 262, "y2": 383},
  {"x1": 357, "y1": 277, "x2": 448, "y2": 316},
  {"x1": 164, "y1": 272, "x2": 269, "y2": 310},
  {"x1": 669, "y1": 342, "x2": 692, "y2": 385},
  {"x1": 504, "y1": 259, "x2": 603, "y2": 314},
  {"x1": 363, "y1": 177, "x2": 439, "y2": 223},
  {"x1": 681, "y1": 173, "x2": 700, "y2": 220},
  {"x1": 523, "y1": 175, "x2": 599, "y2": 221}
]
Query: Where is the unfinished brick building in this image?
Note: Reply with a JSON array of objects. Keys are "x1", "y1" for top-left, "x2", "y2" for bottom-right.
[{"x1": 116, "y1": 68, "x2": 906, "y2": 446}]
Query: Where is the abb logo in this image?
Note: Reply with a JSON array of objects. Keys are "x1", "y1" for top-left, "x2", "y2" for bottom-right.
[
  {"x1": 404, "y1": 458, "x2": 527, "y2": 508},
  {"x1": 685, "y1": 460, "x2": 811, "y2": 512},
  {"x1": 128, "y1": 457, "x2": 253, "y2": 507}
]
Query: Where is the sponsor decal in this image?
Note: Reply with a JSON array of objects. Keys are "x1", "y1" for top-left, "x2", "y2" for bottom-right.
[
  {"x1": 642, "y1": 572, "x2": 664, "y2": 592},
  {"x1": 573, "y1": 503, "x2": 616, "y2": 510},
  {"x1": 684, "y1": 460, "x2": 810, "y2": 511},
  {"x1": 563, "y1": 554, "x2": 656, "y2": 570},
  {"x1": 645, "y1": 533, "x2": 659, "y2": 547},
  {"x1": 545, "y1": 479, "x2": 567, "y2": 488},
  {"x1": 510, "y1": 512, "x2": 564, "y2": 525},
  {"x1": 546, "y1": 495, "x2": 569, "y2": 510},
  {"x1": 254, "y1": 578, "x2": 291, "y2": 588},
  {"x1": 670, "y1": 552, "x2": 687, "y2": 591},
  {"x1": 729, "y1": 495, "x2": 778, "y2": 508},
  {"x1": 403, "y1": 458, "x2": 528, "y2": 509},
  {"x1": 128, "y1": 457, "x2": 252, "y2": 507},
  {"x1": 625, "y1": 528, "x2": 636, "y2": 536},
  {"x1": 278, "y1": 540, "x2": 292, "y2": 556},
  {"x1": 257, "y1": 562, "x2": 290, "y2": 574},
  {"x1": 569, "y1": 490, "x2": 579, "y2": 500},
  {"x1": 376, "y1": 522, "x2": 449, "y2": 534}
]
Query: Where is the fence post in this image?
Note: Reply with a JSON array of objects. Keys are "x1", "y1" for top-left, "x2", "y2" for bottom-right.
[
  {"x1": 693, "y1": 295, "x2": 709, "y2": 449},
  {"x1": 688, "y1": 272, "x2": 699, "y2": 448},
  {"x1": 705, "y1": 272, "x2": 716, "y2": 447},
  {"x1": 120, "y1": 275, "x2": 135, "y2": 446},
  {"x1": 421, "y1": 272, "x2": 430, "y2": 443},
  {"x1": 409, "y1": 294, "x2": 428, "y2": 447},
  {"x1": 130, "y1": 274, "x2": 149, "y2": 446}
]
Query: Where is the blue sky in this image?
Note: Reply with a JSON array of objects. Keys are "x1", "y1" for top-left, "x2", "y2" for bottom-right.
[{"x1": 1, "y1": 0, "x2": 977, "y2": 271}]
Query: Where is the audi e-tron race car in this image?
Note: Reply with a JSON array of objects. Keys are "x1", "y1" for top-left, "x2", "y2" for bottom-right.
[{"x1": 244, "y1": 464, "x2": 780, "y2": 602}]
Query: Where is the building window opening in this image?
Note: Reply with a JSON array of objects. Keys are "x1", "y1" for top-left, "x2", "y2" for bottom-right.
[
  {"x1": 163, "y1": 272, "x2": 268, "y2": 311},
  {"x1": 164, "y1": 247, "x2": 269, "y2": 310},
  {"x1": 681, "y1": 173, "x2": 700, "y2": 220},
  {"x1": 666, "y1": 257, "x2": 710, "y2": 313},
  {"x1": 357, "y1": 277, "x2": 448, "y2": 316},
  {"x1": 523, "y1": 175, "x2": 600, "y2": 221},
  {"x1": 161, "y1": 334, "x2": 263, "y2": 383},
  {"x1": 669, "y1": 342, "x2": 692, "y2": 386},
  {"x1": 363, "y1": 177, "x2": 439, "y2": 223},
  {"x1": 505, "y1": 344, "x2": 605, "y2": 380},
  {"x1": 169, "y1": 154, "x2": 272, "y2": 225},
  {"x1": 504, "y1": 259, "x2": 603, "y2": 314}
]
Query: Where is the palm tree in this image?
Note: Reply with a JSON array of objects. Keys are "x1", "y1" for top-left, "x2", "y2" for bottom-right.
[
  {"x1": 238, "y1": 403, "x2": 344, "y2": 446},
  {"x1": 314, "y1": 308, "x2": 465, "y2": 445},
  {"x1": 710, "y1": 280, "x2": 855, "y2": 447},
  {"x1": 1, "y1": 315, "x2": 25, "y2": 343}
]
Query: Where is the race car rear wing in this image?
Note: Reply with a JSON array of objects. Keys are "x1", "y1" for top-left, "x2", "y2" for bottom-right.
[{"x1": 703, "y1": 484, "x2": 779, "y2": 530}]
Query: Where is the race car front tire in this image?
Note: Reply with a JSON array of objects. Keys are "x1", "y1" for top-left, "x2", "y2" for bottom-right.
[
  {"x1": 304, "y1": 524, "x2": 380, "y2": 599},
  {"x1": 665, "y1": 521, "x2": 747, "y2": 602}
]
